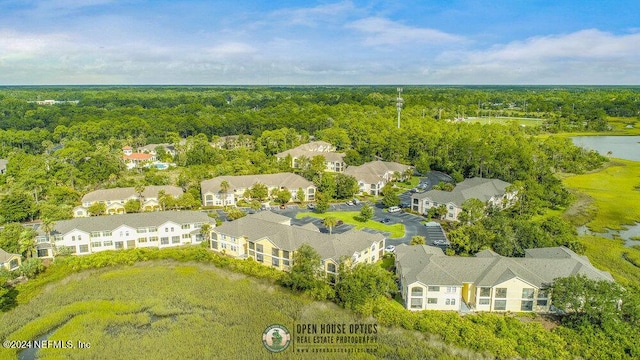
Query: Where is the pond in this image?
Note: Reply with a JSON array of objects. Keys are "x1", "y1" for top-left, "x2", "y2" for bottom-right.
[{"x1": 571, "y1": 136, "x2": 640, "y2": 161}]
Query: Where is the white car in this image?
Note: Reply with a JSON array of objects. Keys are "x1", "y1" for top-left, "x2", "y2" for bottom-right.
[
  {"x1": 384, "y1": 245, "x2": 396, "y2": 253},
  {"x1": 388, "y1": 206, "x2": 401, "y2": 213}
]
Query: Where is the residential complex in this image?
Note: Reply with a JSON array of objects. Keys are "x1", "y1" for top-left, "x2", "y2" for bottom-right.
[
  {"x1": 211, "y1": 212, "x2": 385, "y2": 274},
  {"x1": 36, "y1": 211, "x2": 213, "y2": 257},
  {"x1": 122, "y1": 146, "x2": 156, "y2": 169},
  {"x1": 411, "y1": 177, "x2": 516, "y2": 220},
  {"x1": 395, "y1": 244, "x2": 613, "y2": 312},
  {"x1": 74, "y1": 185, "x2": 184, "y2": 217},
  {"x1": 275, "y1": 141, "x2": 346, "y2": 173},
  {"x1": 343, "y1": 160, "x2": 412, "y2": 196},
  {"x1": 0, "y1": 248, "x2": 21, "y2": 271},
  {"x1": 200, "y1": 172, "x2": 316, "y2": 207},
  {"x1": 137, "y1": 143, "x2": 177, "y2": 157}
]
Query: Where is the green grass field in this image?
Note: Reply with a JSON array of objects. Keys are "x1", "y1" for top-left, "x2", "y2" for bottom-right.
[
  {"x1": 296, "y1": 211, "x2": 405, "y2": 238},
  {"x1": 465, "y1": 117, "x2": 545, "y2": 127},
  {"x1": 562, "y1": 159, "x2": 640, "y2": 232},
  {"x1": 0, "y1": 262, "x2": 471, "y2": 360}
]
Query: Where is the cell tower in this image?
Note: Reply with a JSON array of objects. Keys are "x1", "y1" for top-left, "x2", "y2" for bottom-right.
[{"x1": 396, "y1": 87, "x2": 404, "y2": 128}]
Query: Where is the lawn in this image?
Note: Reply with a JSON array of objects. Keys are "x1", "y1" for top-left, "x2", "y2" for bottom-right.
[
  {"x1": 562, "y1": 159, "x2": 640, "y2": 232},
  {"x1": 0, "y1": 262, "x2": 466, "y2": 360},
  {"x1": 296, "y1": 211, "x2": 405, "y2": 238}
]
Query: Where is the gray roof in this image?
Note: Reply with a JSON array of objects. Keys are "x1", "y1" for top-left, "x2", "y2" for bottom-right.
[
  {"x1": 201, "y1": 173, "x2": 314, "y2": 194},
  {"x1": 275, "y1": 141, "x2": 345, "y2": 162},
  {"x1": 396, "y1": 244, "x2": 613, "y2": 288},
  {"x1": 214, "y1": 214, "x2": 384, "y2": 262},
  {"x1": 43, "y1": 211, "x2": 212, "y2": 235},
  {"x1": 412, "y1": 177, "x2": 511, "y2": 206},
  {"x1": 81, "y1": 186, "x2": 184, "y2": 203},
  {"x1": 0, "y1": 247, "x2": 20, "y2": 262},
  {"x1": 343, "y1": 161, "x2": 412, "y2": 184}
]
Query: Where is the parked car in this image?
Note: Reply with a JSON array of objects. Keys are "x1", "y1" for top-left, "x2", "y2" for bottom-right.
[
  {"x1": 385, "y1": 245, "x2": 396, "y2": 253},
  {"x1": 346, "y1": 200, "x2": 355, "y2": 206},
  {"x1": 380, "y1": 218, "x2": 391, "y2": 223},
  {"x1": 352, "y1": 198, "x2": 360, "y2": 205},
  {"x1": 307, "y1": 203, "x2": 316, "y2": 209},
  {"x1": 336, "y1": 220, "x2": 344, "y2": 226},
  {"x1": 433, "y1": 240, "x2": 450, "y2": 246},
  {"x1": 388, "y1": 206, "x2": 401, "y2": 213}
]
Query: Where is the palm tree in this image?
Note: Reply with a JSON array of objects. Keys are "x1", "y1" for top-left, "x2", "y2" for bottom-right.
[
  {"x1": 323, "y1": 216, "x2": 338, "y2": 235},
  {"x1": 220, "y1": 180, "x2": 230, "y2": 193},
  {"x1": 199, "y1": 223, "x2": 212, "y2": 245}
]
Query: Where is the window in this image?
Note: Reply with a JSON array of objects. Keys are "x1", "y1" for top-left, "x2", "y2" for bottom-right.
[
  {"x1": 181, "y1": 224, "x2": 190, "y2": 230},
  {"x1": 256, "y1": 253, "x2": 263, "y2": 263},
  {"x1": 479, "y1": 299, "x2": 490, "y2": 305},
  {"x1": 494, "y1": 300, "x2": 507, "y2": 310},
  {"x1": 449, "y1": 205, "x2": 454, "y2": 210},
  {"x1": 411, "y1": 287, "x2": 423, "y2": 297},
  {"x1": 103, "y1": 231, "x2": 112, "y2": 237},
  {"x1": 521, "y1": 301, "x2": 533, "y2": 311},
  {"x1": 103, "y1": 240, "x2": 113, "y2": 246},
  {"x1": 495, "y1": 288, "x2": 507, "y2": 298},
  {"x1": 537, "y1": 290, "x2": 548, "y2": 306},
  {"x1": 138, "y1": 237, "x2": 148, "y2": 243},
  {"x1": 327, "y1": 263, "x2": 336, "y2": 273},
  {"x1": 149, "y1": 236, "x2": 158, "y2": 242},
  {"x1": 91, "y1": 231, "x2": 101, "y2": 238},
  {"x1": 71, "y1": 236, "x2": 76, "y2": 241},
  {"x1": 148, "y1": 227, "x2": 157, "y2": 233},
  {"x1": 283, "y1": 259, "x2": 290, "y2": 266},
  {"x1": 171, "y1": 227, "x2": 174, "y2": 232},
  {"x1": 172, "y1": 236, "x2": 180, "y2": 244},
  {"x1": 256, "y1": 244, "x2": 263, "y2": 253},
  {"x1": 9, "y1": 259, "x2": 19, "y2": 269},
  {"x1": 37, "y1": 249, "x2": 49, "y2": 257},
  {"x1": 91, "y1": 241, "x2": 101, "y2": 248},
  {"x1": 137, "y1": 228, "x2": 147, "y2": 234},
  {"x1": 522, "y1": 288, "x2": 535, "y2": 299},
  {"x1": 114, "y1": 241, "x2": 124, "y2": 249},
  {"x1": 445, "y1": 287, "x2": 456, "y2": 294},
  {"x1": 272, "y1": 248, "x2": 279, "y2": 257},
  {"x1": 410, "y1": 298, "x2": 423, "y2": 309},
  {"x1": 480, "y1": 287, "x2": 491, "y2": 297},
  {"x1": 445, "y1": 298, "x2": 456, "y2": 306},
  {"x1": 428, "y1": 286, "x2": 440, "y2": 292},
  {"x1": 272, "y1": 258, "x2": 280, "y2": 267},
  {"x1": 249, "y1": 242, "x2": 255, "y2": 250},
  {"x1": 211, "y1": 241, "x2": 218, "y2": 249},
  {"x1": 160, "y1": 237, "x2": 169, "y2": 245},
  {"x1": 182, "y1": 234, "x2": 190, "y2": 239},
  {"x1": 427, "y1": 298, "x2": 438, "y2": 304}
]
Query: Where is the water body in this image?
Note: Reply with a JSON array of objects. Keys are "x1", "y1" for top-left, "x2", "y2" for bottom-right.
[
  {"x1": 571, "y1": 136, "x2": 640, "y2": 161},
  {"x1": 578, "y1": 224, "x2": 640, "y2": 247}
]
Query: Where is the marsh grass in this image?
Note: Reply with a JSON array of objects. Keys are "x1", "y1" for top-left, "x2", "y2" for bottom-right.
[
  {"x1": 0, "y1": 262, "x2": 472, "y2": 360},
  {"x1": 579, "y1": 236, "x2": 640, "y2": 286},
  {"x1": 562, "y1": 159, "x2": 640, "y2": 232}
]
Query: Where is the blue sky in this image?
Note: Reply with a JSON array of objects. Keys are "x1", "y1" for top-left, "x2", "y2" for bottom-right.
[{"x1": 1, "y1": 0, "x2": 639, "y2": 85}]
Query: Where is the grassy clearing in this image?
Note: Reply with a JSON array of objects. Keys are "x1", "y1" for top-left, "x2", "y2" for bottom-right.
[
  {"x1": 562, "y1": 159, "x2": 640, "y2": 232},
  {"x1": 465, "y1": 117, "x2": 545, "y2": 127},
  {"x1": 0, "y1": 262, "x2": 474, "y2": 360},
  {"x1": 296, "y1": 211, "x2": 405, "y2": 238}
]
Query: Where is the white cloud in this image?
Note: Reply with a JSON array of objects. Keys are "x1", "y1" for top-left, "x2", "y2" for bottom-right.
[
  {"x1": 347, "y1": 17, "x2": 466, "y2": 47},
  {"x1": 271, "y1": 1, "x2": 357, "y2": 27},
  {"x1": 472, "y1": 29, "x2": 640, "y2": 63}
]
